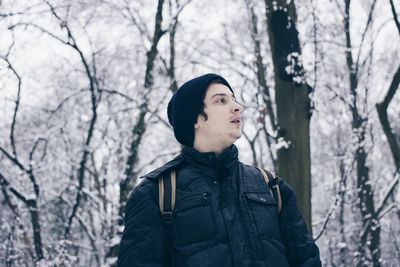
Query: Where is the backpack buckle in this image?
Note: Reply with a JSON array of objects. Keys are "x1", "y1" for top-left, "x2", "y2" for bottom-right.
[{"x1": 268, "y1": 176, "x2": 281, "y2": 189}]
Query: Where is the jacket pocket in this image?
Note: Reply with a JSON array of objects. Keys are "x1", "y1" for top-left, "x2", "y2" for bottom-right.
[
  {"x1": 174, "y1": 193, "x2": 216, "y2": 245},
  {"x1": 244, "y1": 192, "x2": 281, "y2": 240}
]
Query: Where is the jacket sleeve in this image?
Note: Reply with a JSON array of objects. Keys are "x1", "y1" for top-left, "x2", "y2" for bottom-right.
[
  {"x1": 278, "y1": 180, "x2": 322, "y2": 267},
  {"x1": 117, "y1": 181, "x2": 165, "y2": 267}
]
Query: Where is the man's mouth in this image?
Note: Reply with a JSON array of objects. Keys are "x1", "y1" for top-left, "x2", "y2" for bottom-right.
[{"x1": 230, "y1": 117, "x2": 241, "y2": 125}]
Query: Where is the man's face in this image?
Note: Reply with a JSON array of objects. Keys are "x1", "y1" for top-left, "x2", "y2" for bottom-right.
[{"x1": 194, "y1": 83, "x2": 243, "y2": 150}]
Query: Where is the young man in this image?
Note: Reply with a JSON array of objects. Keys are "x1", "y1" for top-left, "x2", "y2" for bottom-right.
[{"x1": 118, "y1": 73, "x2": 321, "y2": 267}]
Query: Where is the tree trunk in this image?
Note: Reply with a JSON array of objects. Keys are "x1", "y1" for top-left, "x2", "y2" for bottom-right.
[
  {"x1": 264, "y1": 0, "x2": 312, "y2": 230},
  {"x1": 108, "y1": 0, "x2": 166, "y2": 262},
  {"x1": 338, "y1": 150, "x2": 348, "y2": 266},
  {"x1": 343, "y1": 1, "x2": 381, "y2": 265},
  {"x1": 28, "y1": 200, "x2": 44, "y2": 262}
]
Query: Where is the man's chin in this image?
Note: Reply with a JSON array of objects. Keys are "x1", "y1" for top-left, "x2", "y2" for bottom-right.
[{"x1": 230, "y1": 132, "x2": 242, "y2": 141}]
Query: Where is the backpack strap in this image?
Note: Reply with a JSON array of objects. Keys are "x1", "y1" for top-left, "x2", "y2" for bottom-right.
[
  {"x1": 158, "y1": 169, "x2": 176, "y2": 217},
  {"x1": 256, "y1": 167, "x2": 282, "y2": 213},
  {"x1": 158, "y1": 169, "x2": 176, "y2": 267}
]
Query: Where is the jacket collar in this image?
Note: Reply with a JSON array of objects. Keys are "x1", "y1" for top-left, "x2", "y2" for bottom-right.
[
  {"x1": 142, "y1": 145, "x2": 239, "y2": 181},
  {"x1": 141, "y1": 154, "x2": 185, "y2": 181},
  {"x1": 182, "y1": 144, "x2": 239, "y2": 178}
]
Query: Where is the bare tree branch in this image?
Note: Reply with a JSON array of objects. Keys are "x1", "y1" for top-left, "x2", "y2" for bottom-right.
[
  {"x1": 0, "y1": 170, "x2": 43, "y2": 260},
  {"x1": 245, "y1": 0, "x2": 278, "y2": 133},
  {"x1": 241, "y1": 127, "x2": 262, "y2": 166},
  {"x1": 0, "y1": 37, "x2": 21, "y2": 158},
  {"x1": 314, "y1": 155, "x2": 351, "y2": 241},
  {"x1": 29, "y1": 137, "x2": 48, "y2": 163},
  {"x1": 376, "y1": 64, "x2": 400, "y2": 172},
  {"x1": 1, "y1": 183, "x2": 19, "y2": 216},
  {"x1": 389, "y1": 0, "x2": 400, "y2": 35},
  {"x1": 9, "y1": 22, "x2": 70, "y2": 45},
  {"x1": 0, "y1": 172, "x2": 28, "y2": 204},
  {"x1": 42, "y1": 88, "x2": 88, "y2": 114},
  {"x1": 354, "y1": 0, "x2": 377, "y2": 72},
  {"x1": 0, "y1": 146, "x2": 27, "y2": 173},
  {"x1": 326, "y1": 84, "x2": 353, "y2": 107},
  {"x1": 164, "y1": 0, "x2": 179, "y2": 93},
  {"x1": 135, "y1": 150, "x2": 180, "y2": 175},
  {"x1": 376, "y1": 172, "x2": 400, "y2": 217},
  {"x1": 21, "y1": 1, "x2": 104, "y2": 239}
]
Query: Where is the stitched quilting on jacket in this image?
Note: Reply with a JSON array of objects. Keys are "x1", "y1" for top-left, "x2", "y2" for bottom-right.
[{"x1": 118, "y1": 145, "x2": 321, "y2": 267}]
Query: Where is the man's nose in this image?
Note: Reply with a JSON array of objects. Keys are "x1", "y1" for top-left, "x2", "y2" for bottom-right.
[{"x1": 233, "y1": 102, "x2": 243, "y2": 113}]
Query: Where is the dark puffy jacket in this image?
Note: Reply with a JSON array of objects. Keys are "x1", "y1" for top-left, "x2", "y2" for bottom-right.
[{"x1": 118, "y1": 145, "x2": 321, "y2": 267}]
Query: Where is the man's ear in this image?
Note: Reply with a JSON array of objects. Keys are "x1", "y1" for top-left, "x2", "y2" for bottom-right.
[{"x1": 194, "y1": 114, "x2": 204, "y2": 129}]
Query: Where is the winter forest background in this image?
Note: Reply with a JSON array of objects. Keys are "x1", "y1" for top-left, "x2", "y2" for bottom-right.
[{"x1": 0, "y1": 0, "x2": 399, "y2": 266}]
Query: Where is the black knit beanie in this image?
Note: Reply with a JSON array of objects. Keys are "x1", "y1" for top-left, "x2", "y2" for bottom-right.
[{"x1": 167, "y1": 73, "x2": 234, "y2": 147}]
